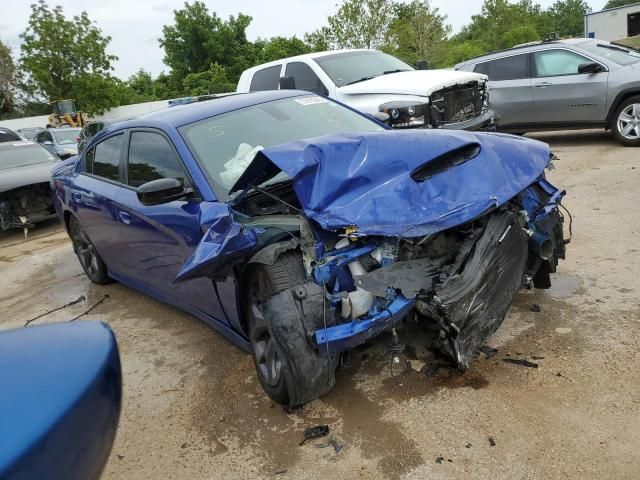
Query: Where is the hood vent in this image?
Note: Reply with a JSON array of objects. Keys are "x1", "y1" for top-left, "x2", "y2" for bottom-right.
[{"x1": 410, "y1": 142, "x2": 481, "y2": 182}]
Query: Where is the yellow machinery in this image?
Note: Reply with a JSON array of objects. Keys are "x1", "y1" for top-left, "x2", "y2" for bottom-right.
[{"x1": 47, "y1": 99, "x2": 86, "y2": 128}]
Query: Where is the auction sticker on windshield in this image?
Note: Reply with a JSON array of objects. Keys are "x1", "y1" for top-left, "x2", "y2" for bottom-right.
[{"x1": 295, "y1": 96, "x2": 328, "y2": 106}]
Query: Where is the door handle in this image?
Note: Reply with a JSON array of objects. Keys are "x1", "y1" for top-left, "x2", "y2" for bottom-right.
[
  {"x1": 118, "y1": 211, "x2": 132, "y2": 225},
  {"x1": 534, "y1": 82, "x2": 553, "y2": 88}
]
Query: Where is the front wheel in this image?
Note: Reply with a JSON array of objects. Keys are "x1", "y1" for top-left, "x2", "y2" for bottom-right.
[
  {"x1": 244, "y1": 251, "x2": 338, "y2": 406},
  {"x1": 69, "y1": 216, "x2": 111, "y2": 284},
  {"x1": 612, "y1": 97, "x2": 640, "y2": 147}
]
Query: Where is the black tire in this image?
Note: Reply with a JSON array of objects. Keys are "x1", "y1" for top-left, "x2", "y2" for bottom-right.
[
  {"x1": 611, "y1": 95, "x2": 640, "y2": 147},
  {"x1": 244, "y1": 251, "x2": 338, "y2": 406},
  {"x1": 69, "y1": 216, "x2": 111, "y2": 284}
]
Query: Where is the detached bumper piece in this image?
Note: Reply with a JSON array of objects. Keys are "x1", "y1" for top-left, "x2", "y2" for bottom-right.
[{"x1": 418, "y1": 212, "x2": 529, "y2": 369}]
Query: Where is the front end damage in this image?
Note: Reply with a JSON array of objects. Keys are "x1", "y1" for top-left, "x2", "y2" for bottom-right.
[
  {"x1": 0, "y1": 183, "x2": 56, "y2": 232},
  {"x1": 178, "y1": 130, "x2": 567, "y2": 401}
]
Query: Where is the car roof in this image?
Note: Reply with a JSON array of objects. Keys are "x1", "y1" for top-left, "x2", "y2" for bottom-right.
[
  {"x1": 455, "y1": 38, "x2": 594, "y2": 68},
  {"x1": 111, "y1": 90, "x2": 309, "y2": 131},
  {"x1": 241, "y1": 49, "x2": 386, "y2": 73},
  {"x1": 0, "y1": 140, "x2": 41, "y2": 151}
]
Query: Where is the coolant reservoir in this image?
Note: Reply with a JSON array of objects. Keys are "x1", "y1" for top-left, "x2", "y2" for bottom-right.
[{"x1": 335, "y1": 238, "x2": 375, "y2": 319}]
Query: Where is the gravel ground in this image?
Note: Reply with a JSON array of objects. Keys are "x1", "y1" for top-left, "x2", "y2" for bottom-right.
[{"x1": 1, "y1": 129, "x2": 639, "y2": 479}]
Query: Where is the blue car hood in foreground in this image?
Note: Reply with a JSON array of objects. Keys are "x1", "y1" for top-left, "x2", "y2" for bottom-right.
[{"x1": 231, "y1": 130, "x2": 552, "y2": 237}]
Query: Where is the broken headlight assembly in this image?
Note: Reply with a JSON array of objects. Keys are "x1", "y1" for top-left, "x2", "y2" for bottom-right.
[{"x1": 378, "y1": 101, "x2": 427, "y2": 129}]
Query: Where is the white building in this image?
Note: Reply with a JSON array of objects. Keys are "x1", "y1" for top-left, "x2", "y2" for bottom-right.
[{"x1": 584, "y1": 2, "x2": 640, "y2": 41}]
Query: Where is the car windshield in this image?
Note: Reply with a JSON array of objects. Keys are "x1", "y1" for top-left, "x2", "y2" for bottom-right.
[
  {"x1": 577, "y1": 41, "x2": 640, "y2": 66},
  {"x1": 0, "y1": 143, "x2": 57, "y2": 170},
  {"x1": 180, "y1": 95, "x2": 384, "y2": 199},
  {"x1": 51, "y1": 129, "x2": 80, "y2": 145},
  {"x1": 314, "y1": 51, "x2": 413, "y2": 87}
]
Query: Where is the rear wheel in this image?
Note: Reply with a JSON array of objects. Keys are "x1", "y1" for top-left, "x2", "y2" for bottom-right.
[
  {"x1": 69, "y1": 216, "x2": 110, "y2": 284},
  {"x1": 612, "y1": 96, "x2": 640, "y2": 147}
]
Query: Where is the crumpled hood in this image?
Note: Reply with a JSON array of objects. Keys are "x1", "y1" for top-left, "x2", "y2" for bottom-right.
[
  {"x1": 337, "y1": 69, "x2": 487, "y2": 97},
  {"x1": 231, "y1": 130, "x2": 551, "y2": 237}
]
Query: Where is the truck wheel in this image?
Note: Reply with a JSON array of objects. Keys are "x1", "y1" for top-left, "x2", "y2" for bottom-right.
[
  {"x1": 69, "y1": 216, "x2": 110, "y2": 284},
  {"x1": 244, "y1": 251, "x2": 338, "y2": 406},
  {"x1": 612, "y1": 96, "x2": 640, "y2": 147}
]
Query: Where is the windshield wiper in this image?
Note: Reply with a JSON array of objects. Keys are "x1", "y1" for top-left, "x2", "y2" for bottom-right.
[
  {"x1": 383, "y1": 69, "x2": 411, "y2": 75},
  {"x1": 345, "y1": 75, "x2": 378, "y2": 85}
]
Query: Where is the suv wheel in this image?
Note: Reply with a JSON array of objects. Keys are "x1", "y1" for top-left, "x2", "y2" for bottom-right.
[{"x1": 612, "y1": 96, "x2": 640, "y2": 147}]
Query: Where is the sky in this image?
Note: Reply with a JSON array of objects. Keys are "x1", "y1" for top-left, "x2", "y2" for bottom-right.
[{"x1": 2, "y1": 0, "x2": 610, "y2": 79}]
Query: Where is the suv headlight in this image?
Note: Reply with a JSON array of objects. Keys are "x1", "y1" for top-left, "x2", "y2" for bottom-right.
[{"x1": 378, "y1": 101, "x2": 427, "y2": 128}]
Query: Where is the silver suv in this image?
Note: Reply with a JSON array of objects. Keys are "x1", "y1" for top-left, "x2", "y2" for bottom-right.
[{"x1": 455, "y1": 38, "x2": 640, "y2": 146}]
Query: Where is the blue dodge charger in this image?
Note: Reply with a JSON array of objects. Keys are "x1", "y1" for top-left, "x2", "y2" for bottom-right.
[{"x1": 52, "y1": 90, "x2": 567, "y2": 405}]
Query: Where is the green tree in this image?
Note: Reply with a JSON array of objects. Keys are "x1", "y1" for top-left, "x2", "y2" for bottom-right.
[
  {"x1": 309, "y1": 0, "x2": 396, "y2": 49},
  {"x1": 304, "y1": 27, "x2": 333, "y2": 51},
  {"x1": 547, "y1": 0, "x2": 591, "y2": 37},
  {"x1": 127, "y1": 70, "x2": 156, "y2": 100},
  {"x1": 385, "y1": 0, "x2": 452, "y2": 67},
  {"x1": 159, "y1": 2, "x2": 254, "y2": 85},
  {"x1": 0, "y1": 40, "x2": 17, "y2": 117},
  {"x1": 604, "y1": 0, "x2": 639, "y2": 9},
  {"x1": 256, "y1": 36, "x2": 310, "y2": 63},
  {"x1": 182, "y1": 63, "x2": 235, "y2": 95},
  {"x1": 19, "y1": 0, "x2": 121, "y2": 114}
]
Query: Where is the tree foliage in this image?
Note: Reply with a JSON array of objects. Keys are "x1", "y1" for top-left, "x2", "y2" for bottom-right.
[
  {"x1": 159, "y1": 2, "x2": 254, "y2": 85},
  {"x1": 0, "y1": 40, "x2": 17, "y2": 117},
  {"x1": 604, "y1": 0, "x2": 639, "y2": 9},
  {"x1": 547, "y1": 0, "x2": 591, "y2": 37},
  {"x1": 19, "y1": 0, "x2": 122, "y2": 114}
]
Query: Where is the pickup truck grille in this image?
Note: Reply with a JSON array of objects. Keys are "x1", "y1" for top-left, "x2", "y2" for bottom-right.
[{"x1": 430, "y1": 82, "x2": 485, "y2": 126}]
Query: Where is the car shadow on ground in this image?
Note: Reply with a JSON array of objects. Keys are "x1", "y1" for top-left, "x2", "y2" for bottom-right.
[{"x1": 526, "y1": 129, "x2": 618, "y2": 147}]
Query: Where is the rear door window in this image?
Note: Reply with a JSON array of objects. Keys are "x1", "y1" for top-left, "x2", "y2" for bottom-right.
[
  {"x1": 474, "y1": 53, "x2": 530, "y2": 81},
  {"x1": 533, "y1": 49, "x2": 591, "y2": 77},
  {"x1": 89, "y1": 134, "x2": 124, "y2": 182},
  {"x1": 284, "y1": 62, "x2": 328, "y2": 95},
  {"x1": 249, "y1": 65, "x2": 282, "y2": 92},
  {"x1": 126, "y1": 131, "x2": 188, "y2": 188}
]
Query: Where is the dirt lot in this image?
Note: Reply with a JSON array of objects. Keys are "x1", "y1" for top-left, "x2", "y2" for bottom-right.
[{"x1": 1, "y1": 129, "x2": 639, "y2": 479}]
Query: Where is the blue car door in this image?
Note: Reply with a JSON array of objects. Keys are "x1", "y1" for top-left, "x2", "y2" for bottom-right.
[
  {"x1": 71, "y1": 133, "x2": 128, "y2": 273},
  {"x1": 113, "y1": 129, "x2": 228, "y2": 323}
]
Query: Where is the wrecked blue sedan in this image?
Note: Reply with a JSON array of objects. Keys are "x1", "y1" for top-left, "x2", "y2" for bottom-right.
[{"x1": 52, "y1": 91, "x2": 567, "y2": 406}]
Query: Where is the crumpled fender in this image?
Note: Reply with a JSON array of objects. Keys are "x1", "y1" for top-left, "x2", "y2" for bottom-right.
[{"x1": 231, "y1": 130, "x2": 552, "y2": 237}]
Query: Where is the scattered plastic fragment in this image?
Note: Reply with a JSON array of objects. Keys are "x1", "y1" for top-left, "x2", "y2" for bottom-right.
[
  {"x1": 530, "y1": 304, "x2": 541, "y2": 312},
  {"x1": 316, "y1": 436, "x2": 345, "y2": 453},
  {"x1": 479, "y1": 346, "x2": 498, "y2": 358},
  {"x1": 503, "y1": 358, "x2": 539, "y2": 368},
  {"x1": 488, "y1": 436, "x2": 496, "y2": 447},
  {"x1": 299, "y1": 425, "x2": 330, "y2": 445},
  {"x1": 465, "y1": 443, "x2": 472, "y2": 449},
  {"x1": 436, "y1": 456, "x2": 445, "y2": 464}
]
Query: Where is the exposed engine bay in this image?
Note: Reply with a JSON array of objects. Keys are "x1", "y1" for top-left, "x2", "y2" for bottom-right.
[
  {"x1": 0, "y1": 183, "x2": 55, "y2": 232},
  {"x1": 231, "y1": 176, "x2": 566, "y2": 374}
]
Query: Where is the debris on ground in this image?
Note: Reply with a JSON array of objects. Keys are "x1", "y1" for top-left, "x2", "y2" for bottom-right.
[
  {"x1": 530, "y1": 303, "x2": 541, "y2": 312},
  {"x1": 479, "y1": 345, "x2": 498, "y2": 358},
  {"x1": 555, "y1": 327, "x2": 572, "y2": 334},
  {"x1": 489, "y1": 436, "x2": 497, "y2": 447},
  {"x1": 409, "y1": 359, "x2": 426, "y2": 372},
  {"x1": 436, "y1": 456, "x2": 445, "y2": 464},
  {"x1": 503, "y1": 358, "x2": 539, "y2": 368},
  {"x1": 23, "y1": 295, "x2": 86, "y2": 326},
  {"x1": 465, "y1": 442, "x2": 472, "y2": 448},
  {"x1": 531, "y1": 355, "x2": 545, "y2": 360},
  {"x1": 316, "y1": 436, "x2": 345, "y2": 454},
  {"x1": 70, "y1": 294, "x2": 110, "y2": 321},
  {"x1": 274, "y1": 470, "x2": 287, "y2": 475},
  {"x1": 299, "y1": 425, "x2": 330, "y2": 445}
]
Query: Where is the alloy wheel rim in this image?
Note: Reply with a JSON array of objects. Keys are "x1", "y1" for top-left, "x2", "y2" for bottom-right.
[
  {"x1": 70, "y1": 222, "x2": 98, "y2": 277},
  {"x1": 617, "y1": 103, "x2": 640, "y2": 140},
  {"x1": 248, "y1": 273, "x2": 282, "y2": 387}
]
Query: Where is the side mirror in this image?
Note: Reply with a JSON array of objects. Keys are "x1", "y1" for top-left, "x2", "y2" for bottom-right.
[
  {"x1": 578, "y1": 62, "x2": 604, "y2": 74},
  {"x1": 279, "y1": 76, "x2": 296, "y2": 90},
  {"x1": 417, "y1": 60, "x2": 429, "y2": 70},
  {"x1": 136, "y1": 178, "x2": 192, "y2": 206}
]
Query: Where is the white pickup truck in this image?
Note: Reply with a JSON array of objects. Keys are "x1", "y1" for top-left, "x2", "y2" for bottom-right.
[{"x1": 237, "y1": 49, "x2": 495, "y2": 130}]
